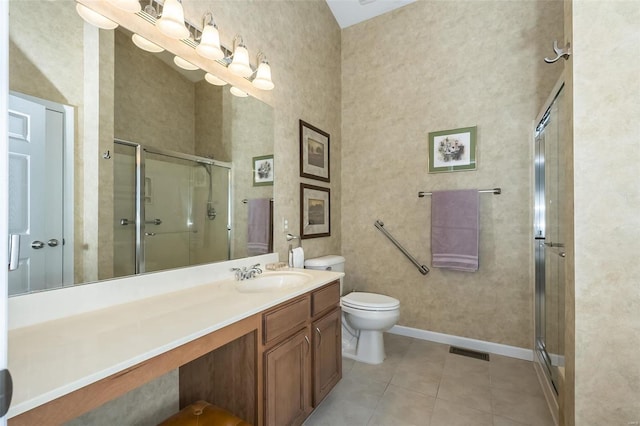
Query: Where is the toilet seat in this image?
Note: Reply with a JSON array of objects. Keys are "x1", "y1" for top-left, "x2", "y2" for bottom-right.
[{"x1": 341, "y1": 292, "x2": 400, "y2": 311}]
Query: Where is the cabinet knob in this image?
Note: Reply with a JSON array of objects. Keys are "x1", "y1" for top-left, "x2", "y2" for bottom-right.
[{"x1": 315, "y1": 327, "x2": 322, "y2": 347}]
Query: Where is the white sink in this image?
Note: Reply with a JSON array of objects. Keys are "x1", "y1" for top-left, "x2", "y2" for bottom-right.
[{"x1": 234, "y1": 271, "x2": 313, "y2": 293}]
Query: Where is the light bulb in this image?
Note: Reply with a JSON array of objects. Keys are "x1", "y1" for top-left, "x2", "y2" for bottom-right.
[
  {"x1": 228, "y1": 44, "x2": 253, "y2": 77},
  {"x1": 205, "y1": 73, "x2": 227, "y2": 86},
  {"x1": 76, "y1": 4, "x2": 118, "y2": 30},
  {"x1": 132, "y1": 34, "x2": 164, "y2": 53},
  {"x1": 196, "y1": 24, "x2": 224, "y2": 60},
  {"x1": 230, "y1": 86, "x2": 248, "y2": 97},
  {"x1": 156, "y1": 0, "x2": 189, "y2": 39},
  {"x1": 173, "y1": 56, "x2": 199, "y2": 71},
  {"x1": 252, "y1": 61, "x2": 274, "y2": 90}
]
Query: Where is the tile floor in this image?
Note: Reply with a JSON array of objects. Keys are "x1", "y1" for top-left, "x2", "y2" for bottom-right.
[{"x1": 304, "y1": 333, "x2": 555, "y2": 426}]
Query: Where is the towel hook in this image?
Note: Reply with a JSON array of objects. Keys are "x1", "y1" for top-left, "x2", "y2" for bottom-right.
[{"x1": 544, "y1": 40, "x2": 571, "y2": 63}]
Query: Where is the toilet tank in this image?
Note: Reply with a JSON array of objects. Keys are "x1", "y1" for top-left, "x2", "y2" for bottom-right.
[
  {"x1": 304, "y1": 255, "x2": 345, "y2": 272},
  {"x1": 304, "y1": 255, "x2": 345, "y2": 294}
]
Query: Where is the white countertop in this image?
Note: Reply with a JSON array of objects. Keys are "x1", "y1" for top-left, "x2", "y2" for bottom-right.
[{"x1": 7, "y1": 268, "x2": 343, "y2": 418}]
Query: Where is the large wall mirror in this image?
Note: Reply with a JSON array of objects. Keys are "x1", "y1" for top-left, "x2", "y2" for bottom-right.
[{"x1": 7, "y1": 0, "x2": 274, "y2": 296}]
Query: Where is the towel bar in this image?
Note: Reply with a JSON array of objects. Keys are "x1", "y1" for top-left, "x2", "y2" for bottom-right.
[
  {"x1": 418, "y1": 188, "x2": 501, "y2": 197},
  {"x1": 374, "y1": 220, "x2": 429, "y2": 275}
]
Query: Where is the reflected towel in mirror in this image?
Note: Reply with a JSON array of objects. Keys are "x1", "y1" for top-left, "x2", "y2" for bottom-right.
[{"x1": 247, "y1": 198, "x2": 272, "y2": 255}]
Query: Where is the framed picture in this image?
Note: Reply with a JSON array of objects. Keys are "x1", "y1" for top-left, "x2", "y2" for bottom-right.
[
  {"x1": 299, "y1": 120, "x2": 330, "y2": 182},
  {"x1": 253, "y1": 155, "x2": 274, "y2": 186},
  {"x1": 428, "y1": 126, "x2": 477, "y2": 173},
  {"x1": 300, "y1": 183, "x2": 330, "y2": 239}
]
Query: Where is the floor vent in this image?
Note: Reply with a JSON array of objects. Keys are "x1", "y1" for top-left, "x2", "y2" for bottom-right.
[{"x1": 449, "y1": 346, "x2": 490, "y2": 361}]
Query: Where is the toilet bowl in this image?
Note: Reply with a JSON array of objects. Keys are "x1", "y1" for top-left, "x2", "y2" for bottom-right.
[
  {"x1": 304, "y1": 255, "x2": 400, "y2": 365},
  {"x1": 341, "y1": 292, "x2": 400, "y2": 364}
]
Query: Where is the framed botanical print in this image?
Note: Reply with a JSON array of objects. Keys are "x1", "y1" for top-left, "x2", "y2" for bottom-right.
[
  {"x1": 253, "y1": 155, "x2": 274, "y2": 186},
  {"x1": 428, "y1": 126, "x2": 477, "y2": 173}
]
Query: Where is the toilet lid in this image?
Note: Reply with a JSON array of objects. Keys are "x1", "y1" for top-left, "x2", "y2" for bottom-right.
[{"x1": 341, "y1": 292, "x2": 400, "y2": 311}]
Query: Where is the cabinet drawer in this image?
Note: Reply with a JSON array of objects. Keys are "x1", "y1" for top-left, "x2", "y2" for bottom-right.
[
  {"x1": 311, "y1": 281, "x2": 340, "y2": 318},
  {"x1": 263, "y1": 296, "x2": 310, "y2": 346}
]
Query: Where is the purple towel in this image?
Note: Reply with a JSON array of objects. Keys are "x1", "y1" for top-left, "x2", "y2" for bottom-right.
[
  {"x1": 247, "y1": 198, "x2": 271, "y2": 256},
  {"x1": 431, "y1": 189, "x2": 479, "y2": 272}
]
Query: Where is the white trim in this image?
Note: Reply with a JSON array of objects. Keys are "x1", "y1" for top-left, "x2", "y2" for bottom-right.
[
  {"x1": 389, "y1": 325, "x2": 534, "y2": 361},
  {"x1": 1, "y1": 0, "x2": 10, "y2": 423}
]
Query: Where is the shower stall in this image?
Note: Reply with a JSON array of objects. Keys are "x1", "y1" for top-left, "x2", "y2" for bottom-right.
[
  {"x1": 533, "y1": 80, "x2": 568, "y2": 399},
  {"x1": 113, "y1": 139, "x2": 231, "y2": 277}
]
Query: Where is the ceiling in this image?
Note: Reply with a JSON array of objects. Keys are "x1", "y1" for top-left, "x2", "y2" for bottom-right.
[{"x1": 326, "y1": 0, "x2": 417, "y2": 29}]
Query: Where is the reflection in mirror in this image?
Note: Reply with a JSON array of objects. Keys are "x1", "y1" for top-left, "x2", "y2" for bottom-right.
[{"x1": 7, "y1": 0, "x2": 274, "y2": 296}]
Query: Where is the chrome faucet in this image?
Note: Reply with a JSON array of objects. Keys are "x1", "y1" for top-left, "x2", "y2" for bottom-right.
[{"x1": 231, "y1": 264, "x2": 263, "y2": 281}]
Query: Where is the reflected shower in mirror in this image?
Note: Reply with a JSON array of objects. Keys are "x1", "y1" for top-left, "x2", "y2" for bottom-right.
[{"x1": 7, "y1": 0, "x2": 274, "y2": 296}]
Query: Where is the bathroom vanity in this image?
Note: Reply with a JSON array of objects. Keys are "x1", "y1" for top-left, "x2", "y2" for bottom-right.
[{"x1": 6, "y1": 257, "x2": 343, "y2": 426}]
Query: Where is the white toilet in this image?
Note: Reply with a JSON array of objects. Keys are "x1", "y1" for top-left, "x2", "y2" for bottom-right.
[{"x1": 304, "y1": 255, "x2": 400, "y2": 365}]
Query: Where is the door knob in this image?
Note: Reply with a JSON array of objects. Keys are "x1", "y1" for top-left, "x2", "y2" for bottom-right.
[
  {"x1": 47, "y1": 239, "x2": 59, "y2": 247},
  {"x1": 31, "y1": 241, "x2": 44, "y2": 249}
]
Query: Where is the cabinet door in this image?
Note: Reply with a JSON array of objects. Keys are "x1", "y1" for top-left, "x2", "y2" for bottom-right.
[
  {"x1": 312, "y1": 308, "x2": 342, "y2": 406},
  {"x1": 264, "y1": 327, "x2": 312, "y2": 426}
]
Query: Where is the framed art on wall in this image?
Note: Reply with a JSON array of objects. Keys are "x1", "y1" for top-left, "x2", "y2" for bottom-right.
[
  {"x1": 253, "y1": 155, "x2": 274, "y2": 186},
  {"x1": 300, "y1": 183, "x2": 330, "y2": 239},
  {"x1": 300, "y1": 120, "x2": 330, "y2": 182},
  {"x1": 428, "y1": 126, "x2": 477, "y2": 173}
]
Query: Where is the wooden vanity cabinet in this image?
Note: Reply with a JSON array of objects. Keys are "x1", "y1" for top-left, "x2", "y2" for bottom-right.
[
  {"x1": 262, "y1": 280, "x2": 341, "y2": 426},
  {"x1": 312, "y1": 307, "x2": 341, "y2": 406},
  {"x1": 264, "y1": 326, "x2": 312, "y2": 426}
]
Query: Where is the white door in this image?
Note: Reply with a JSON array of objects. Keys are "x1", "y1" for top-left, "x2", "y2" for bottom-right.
[
  {"x1": 2, "y1": 2, "x2": 12, "y2": 422},
  {"x1": 8, "y1": 94, "x2": 65, "y2": 295}
]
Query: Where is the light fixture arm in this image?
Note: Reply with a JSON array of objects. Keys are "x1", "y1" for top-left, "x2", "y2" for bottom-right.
[
  {"x1": 203, "y1": 12, "x2": 217, "y2": 29},
  {"x1": 256, "y1": 51, "x2": 268, "y2": 66}
]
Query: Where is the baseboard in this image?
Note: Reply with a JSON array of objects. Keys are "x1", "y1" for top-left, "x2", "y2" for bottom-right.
[{"x1": 388, "y1": 325, "x2": 534, "y2": 361}]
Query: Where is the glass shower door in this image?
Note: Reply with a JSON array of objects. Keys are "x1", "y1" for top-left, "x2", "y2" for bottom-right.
[
  {"x1": 142, "y1": 150, "x2": 231, "y2": 273},
  {"x1": 113, "y1": 141, "x2": 231, "y2": 277},
  {"x1": 534, "y1": 84, "x2": 567, "y2": 394}
]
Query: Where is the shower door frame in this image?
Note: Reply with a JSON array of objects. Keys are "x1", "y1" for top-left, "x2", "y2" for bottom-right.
[
  {"x1": 532, "y1": 76, "x2": 566, "y2": 418},
  {"x1": 114, "y1": 138, "x2": 232, "y2": 274}
]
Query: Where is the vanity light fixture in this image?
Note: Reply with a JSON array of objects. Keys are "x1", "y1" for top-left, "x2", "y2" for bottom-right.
[
  {"x1": 228, "y1": 35, "x2": 253, "y2": 78},
  {"x1": 230, "y1": 86, "x2": 249, "y2": 98},
  {"x1": 205, "y1": 73, "x2": 227, "y2": 86},
  {"x1": 132, "y1": 33, "x2": 164, "y2": 52},
  {"x1": 195, "y1": 13, "x2": 224, "y2": 60},
  {"x1": 75, "y1": 3, "x2": 119, "y2": 30},
  {"x1": 106, "y1": 0, "x2": 141, "y2": 13},
  {"x1": 156, "y1": 0, "x2": 190, "y2": 40},
  {"x1": 173, "y1": 55, "x2": 199, "y2": 70},
  {"x1": 252, "y1": 52, "x2": 274, "y2": 91}
]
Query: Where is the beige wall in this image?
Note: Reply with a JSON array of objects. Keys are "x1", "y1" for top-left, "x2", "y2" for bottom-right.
[
  {"x1": 341, "y1": 1, "x2": 562, "y2": 349},
  {"x1": 181, "y1": 0, "x2": 343, "y2": 261},
  {"x1": 114, "y1": 29, "x2": 196, "y2": 153},
  {"x1": 572, "y1": 1, "x2": 640, "y2": 424}
]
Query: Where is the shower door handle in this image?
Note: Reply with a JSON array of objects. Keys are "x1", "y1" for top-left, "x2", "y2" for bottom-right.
[
  {"x1": 8, "y1": 234, "x2": 20, "y2": 271},
  {"x1": 543, "y1": 241, "x2": 564, "y2": 248}
]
